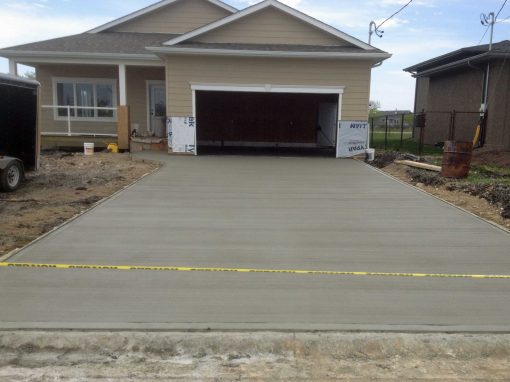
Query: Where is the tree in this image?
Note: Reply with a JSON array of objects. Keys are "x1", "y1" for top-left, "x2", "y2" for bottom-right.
[
  {"x1": 368, "y1": 100, "x2": 380, "y2": 118},
  {"x1": 21, "y1": 70, "x2": 36, "y2": 80}
]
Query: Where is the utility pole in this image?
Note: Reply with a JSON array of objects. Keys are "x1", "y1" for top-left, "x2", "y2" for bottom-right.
[
  {"x1": 479, "y1": 12, "x2": 495, "y2": 147},
  {"x1": 480, "y1": 12, "x2": 496, "y2": 50}
]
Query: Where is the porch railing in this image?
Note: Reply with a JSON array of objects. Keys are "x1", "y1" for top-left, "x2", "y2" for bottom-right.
[{"x1": 41, "y1": 105, "x2": 118, "y2": 137}]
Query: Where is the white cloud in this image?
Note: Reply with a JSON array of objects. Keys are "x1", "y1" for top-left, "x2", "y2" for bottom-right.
[
  {"x1": 0, "y1": 10, "x2": 107, "y2": 49},
  {"x1": 374, "y1": 17, "x2": 409, "y2": 29},
  {"x1": 277, "y1": 0, "x2": 302, "y2": 6},
  {"x1": 245, "y1": 0, "x2": 302, "y2": 6},
  {"x1": 0, "y1": 7, "x2": 109, "y2": 74},
  {"x1": 376, "y1": 0, "x2": 435, "y2": 7}
]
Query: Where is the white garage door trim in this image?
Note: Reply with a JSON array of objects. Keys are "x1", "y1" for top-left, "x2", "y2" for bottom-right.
[
  {"x1": 190, "y1": 83, "x2": 345, "y2": 155},
  {"x1": 190, "y1": 83, "x2": 345, "y2": 95}
]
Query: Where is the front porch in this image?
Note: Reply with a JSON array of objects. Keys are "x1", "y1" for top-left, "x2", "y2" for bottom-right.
[{"x1": 24, "y1": 61, "x2": 167, "y2": 151}]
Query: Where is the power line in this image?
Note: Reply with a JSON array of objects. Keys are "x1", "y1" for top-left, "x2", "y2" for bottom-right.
[
  {"x1": 478, "y1": 25, "x2": 490, "y2": 45},
  {"x1": 368, "y1": 0, "x2": 414, "y2": 44},
  {"x1": 377, "y1": 0, "x2": 414, "y2": 30},
  {"x1": 478, "y1": 0, "x2": 508, "y2": 45},
  {"x1": 495, "y1": 0, "x2": 508, "y2": 19}
]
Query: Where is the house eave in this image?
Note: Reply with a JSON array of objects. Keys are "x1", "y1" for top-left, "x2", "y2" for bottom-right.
[
  {"x1": 404, "y1": 52, "x2": 510, "y2": 77},
  {"x1": 147, "y1": 46, "x2": 391, "y2": 60},
  {"x1": 0, "y1": 50, "x2": 165, "y2": 66}
]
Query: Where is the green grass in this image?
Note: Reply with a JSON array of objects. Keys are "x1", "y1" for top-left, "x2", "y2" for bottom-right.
[
  {"x1": 466, "y1": 165, "x2": 510, "y2": 185},
  {"x1": 370, "y1": 130, "x2": 443, "y2": 156}
]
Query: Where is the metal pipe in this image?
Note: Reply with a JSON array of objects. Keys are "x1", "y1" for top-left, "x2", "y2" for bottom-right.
[
  {"x1": 400, "y1": 114, "x2": 405, "y2": 146},
  {"x1": 370, "y1": 117, "x2": 374, "y2": 148},
  {"x1": 368, "y1": 21, "x2": 376, "y2": 45},
  {"x1": 385, "y1": 115, "x2": 388, "y2": 149},
  {"x1": 67, "y1": 106, "x2": 71, "y2": 137}
]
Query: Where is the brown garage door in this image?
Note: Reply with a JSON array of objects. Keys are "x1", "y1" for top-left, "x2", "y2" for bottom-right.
[{"x1": 196, "y1": 91, "x2": 338, "y2": 149}]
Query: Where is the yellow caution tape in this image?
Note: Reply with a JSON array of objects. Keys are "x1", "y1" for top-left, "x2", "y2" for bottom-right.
[{"x1": 0, "y1": 262, "x2": 509, "y2": 279}]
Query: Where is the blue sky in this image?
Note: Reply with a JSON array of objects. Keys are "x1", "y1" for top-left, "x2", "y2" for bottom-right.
[{"x1": 1, "y1": 0, "x2": 509, "y2": 110}]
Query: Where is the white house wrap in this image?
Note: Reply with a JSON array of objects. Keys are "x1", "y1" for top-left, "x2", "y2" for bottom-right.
[
  {"x1": 336, "y1": 120, "x2": 369, "y2": 158},
  {"x1": 168, "y1": 117, "x2": 196, "y2": 154}
]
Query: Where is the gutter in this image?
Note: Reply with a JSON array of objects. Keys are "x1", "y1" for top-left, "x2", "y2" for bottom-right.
[
  {"x1": 406, "y1": 51, "x2": 510, "y2": 77},
  {"x1": 405, "y1": 52, "x2": 489, "y2": 77},
  {"x1": 0, "y1": 50, "x2": 162, "y2": 61},
  {"x1": 146, "y1": 46, "x2": 392, "y2": 60}
]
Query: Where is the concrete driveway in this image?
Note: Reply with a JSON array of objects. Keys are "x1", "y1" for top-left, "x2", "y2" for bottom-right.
[{"x1": 1, "y1": 153, "x2": 510, "y2": 331}]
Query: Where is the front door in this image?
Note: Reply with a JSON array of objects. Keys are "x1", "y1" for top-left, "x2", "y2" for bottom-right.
[{"x1": 149, "y1": 83, "x2": 166, "y2": 137}]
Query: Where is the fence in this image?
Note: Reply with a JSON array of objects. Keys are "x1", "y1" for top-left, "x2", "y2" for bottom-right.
[
  {"x1": 424, "y1": 110, "x2": 483, "y2": 145},
  {"x1": 370, "y1": 112, "x2": 424, "y2": 154},
  {"x1": 41, "y1": 105, "x2": 118, "y2": 137},
  {"x1": 370, "y1": 110, "x2": 484, "y2": 156}
]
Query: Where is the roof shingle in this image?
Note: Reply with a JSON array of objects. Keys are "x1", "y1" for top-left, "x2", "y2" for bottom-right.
[{"x1": 0, "y1": 32, "x2": 179, "y2": 55}]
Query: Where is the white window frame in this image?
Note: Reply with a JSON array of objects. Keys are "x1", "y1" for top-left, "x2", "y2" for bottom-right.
[{"x1": 52, "y1": 77, "x2": 118, "y2": 122}]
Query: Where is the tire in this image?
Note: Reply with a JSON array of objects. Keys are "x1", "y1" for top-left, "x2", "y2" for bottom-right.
[{"x1": 0, "y1": 161, "x2": 23, "y2": 192}]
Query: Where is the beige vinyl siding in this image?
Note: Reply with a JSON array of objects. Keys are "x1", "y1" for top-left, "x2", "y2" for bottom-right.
[
  {"x1": 165, "y1": 55, "x2": 372, "y2": 120},
  {"x1": 111, "y1": 0, "x2": 231, "y2": 34},
  {"x1": 126, "y1": 66, "x2": 165, "y2": 135},
  {"x1": 37, "y1": 64, "x2": 118, "y2": 135},
  {"x1": 192, "y1": 7, "x2": 351, "y2": 46}
]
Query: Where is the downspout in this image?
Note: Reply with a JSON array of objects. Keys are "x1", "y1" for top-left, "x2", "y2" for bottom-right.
[
  {"x1": 467, "y1": 56, "x2": 490, "y2": 148},
  {"x1": 482, "y1": 62, "x2": 490, "y2": 112}
]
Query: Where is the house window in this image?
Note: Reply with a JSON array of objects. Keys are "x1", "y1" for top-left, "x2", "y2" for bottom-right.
[{"x1": 54, "y1": 78, "x2": 117, "y2": 121}]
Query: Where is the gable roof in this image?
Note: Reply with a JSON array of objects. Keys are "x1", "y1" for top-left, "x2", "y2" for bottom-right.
[
  {"x1": 404, "y1": 40, "x2": 510, "y2": 76},
  {"x1": 164, "y1": 0, "x2": 375, "y2": 50},
  {"x1": 147, "y1": 42, "x2": 390, "y2": 60},
  {"x1": 0, "y1": 33, "x2": 177, "y2": 56},
  {"x1": 88, "y1": 0, "x2": 237, "y2": 34}
]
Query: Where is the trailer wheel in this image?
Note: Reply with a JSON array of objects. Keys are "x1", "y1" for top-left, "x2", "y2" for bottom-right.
[{"x1": 0, "y1": 160, "x2": 23, "y2": 192}]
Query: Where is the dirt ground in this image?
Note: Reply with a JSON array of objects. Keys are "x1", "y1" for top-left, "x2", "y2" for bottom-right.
[
  {"x1": 471, "y1": 147, "x2": 510, "y2": 167},
  {"x1": 371, "y1": 149, "x2": 510, "y2": 231},
  {"x1": 0, "y1": 152, "x2": 159, "y2": 258},
  {"x1": 1, "y1": 331, "x2": 509, "y2": 381}
]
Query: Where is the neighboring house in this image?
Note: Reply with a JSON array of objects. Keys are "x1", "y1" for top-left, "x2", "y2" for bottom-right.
[
  {"x1": 372, "y1": 110, "x2": 412, "y2": 128},
  {"x1": 404, "y1": 40, "x2": 510, "y2": 150},
  {"x1": 0, "y1": 0, "x2": 390, "y2": 154}
]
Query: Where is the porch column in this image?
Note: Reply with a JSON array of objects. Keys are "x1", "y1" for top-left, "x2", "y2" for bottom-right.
[
  {"x1": 117, "y1": 64, "x2": 129, "y2": 150},
  {"x1": 8, "y1": 59, "x2": 17, "y2": 76},
  {"x1": 118, "y1": 64, "x2": 127, "y2": 106}
]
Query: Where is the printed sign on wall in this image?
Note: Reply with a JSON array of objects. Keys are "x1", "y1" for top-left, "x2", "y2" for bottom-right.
[
  {"x1": 336, "y1": 120, "x2": 369, "y2": 158},
  {"x1": 167, "y1": 117, "x2": 196, "y2": 154}
]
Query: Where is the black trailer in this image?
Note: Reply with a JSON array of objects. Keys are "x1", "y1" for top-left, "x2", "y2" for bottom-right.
[{"x1": 0, "y1": 73, "x2": 40, "y2": 191}]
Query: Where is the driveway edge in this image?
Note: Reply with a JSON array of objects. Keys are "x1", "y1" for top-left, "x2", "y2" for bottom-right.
[{"x1": 0, "y1": 161, "x2": 162, "y2": 263}]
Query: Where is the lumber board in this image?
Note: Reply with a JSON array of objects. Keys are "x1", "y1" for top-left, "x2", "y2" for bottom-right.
[{"x1": 394, "y1": 160, "x2": 441, "y2": 172}]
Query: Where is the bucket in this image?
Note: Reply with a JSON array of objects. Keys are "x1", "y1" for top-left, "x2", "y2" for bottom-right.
[
  {"x1": 84, "y1": 142, "x2": 94, "y2": 156},
  {"x1": 365, "y1": 148, "x2": 375, "y2": 162},
  {"x1": 107, "y1": 143, "x2": 119, "y2": 153},
  {"x1": 441, "y1": 141, "x2": 473, "y2": 178}
]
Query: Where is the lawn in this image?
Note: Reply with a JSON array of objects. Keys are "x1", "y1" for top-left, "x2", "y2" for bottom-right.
[{"x1": 370, "y1": 129, "x2": 443, "y2": 156}]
